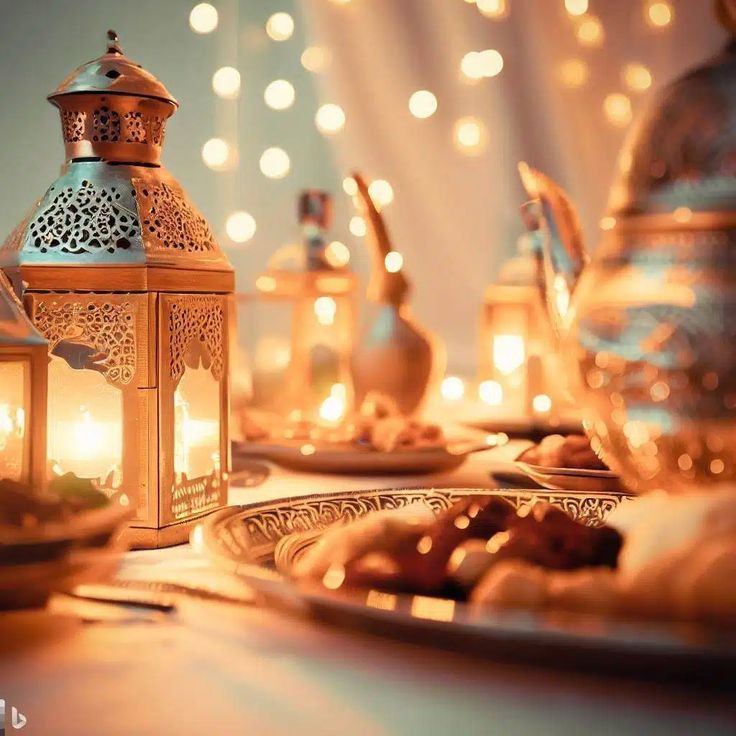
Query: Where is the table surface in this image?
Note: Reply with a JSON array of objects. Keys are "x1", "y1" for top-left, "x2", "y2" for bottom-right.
[{"x1": 2, "y1": 444, "x2": 736, "y2": 736}]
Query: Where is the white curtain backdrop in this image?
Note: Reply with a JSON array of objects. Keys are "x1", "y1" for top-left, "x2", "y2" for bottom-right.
[{"x1": 301, "y1": 0, "x2": 724, "y2": 373}]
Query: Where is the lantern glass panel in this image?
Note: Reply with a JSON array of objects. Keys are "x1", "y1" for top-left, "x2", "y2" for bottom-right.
[
  {"x1": 46, "y1": 356, "x2": 123, "y2": 486},
  {"x1": 241, "y1": 283, "x2": 355, "y2": 422},
  {"x1": 0, "y1": 360, "x2": 28, "y2": 482},
  {"x1": 174, "y1": 363, "x2": 221, "y2": 482}
]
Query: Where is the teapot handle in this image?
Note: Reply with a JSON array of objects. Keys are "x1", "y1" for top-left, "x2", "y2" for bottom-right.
[{"x1": 518, "y1": 163, "x2": 589, "y2": 337}]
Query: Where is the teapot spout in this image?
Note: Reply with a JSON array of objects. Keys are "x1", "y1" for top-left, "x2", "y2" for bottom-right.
[{"x1": 518, "y1": 162, "x2": 588, "y2": 337}]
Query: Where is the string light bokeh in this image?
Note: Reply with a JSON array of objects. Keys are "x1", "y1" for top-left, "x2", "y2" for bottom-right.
[{"x1": 0, "y1": 0, "x2": 725, "y2": 378}]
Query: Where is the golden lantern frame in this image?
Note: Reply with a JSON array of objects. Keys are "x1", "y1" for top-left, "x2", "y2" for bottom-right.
[
  {"x1": 0, "y1": 272, "x2": 48, "y2": 490},
  {"x1": 0, "y1": 32, "x2": 233, "y2": 547}
]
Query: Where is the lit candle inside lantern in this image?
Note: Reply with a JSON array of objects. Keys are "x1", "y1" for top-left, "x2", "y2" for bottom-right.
[
  {"x1": 319, "y1": 382, "x2": 347, "y2": 424},
  {"x1": 46, "y1": 358, "x2": 123, "y2": 487},
  {"x1": 50, "y1": 404, "x2": 122, "y2": 485},
  {"x1": 173, "y1": 366, "x2": 221, "y2": 481}
]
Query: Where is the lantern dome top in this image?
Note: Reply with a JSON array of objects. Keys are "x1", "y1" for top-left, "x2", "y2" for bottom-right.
[
  {"x1": 49, "y1": 30, "x2": 178, "y2": 108},
  {"x1": 0, "y1": 32, "x2": 232, "y2": 286},
  {"x1": 608, "y1": 36, "x2": 736, "y2": 219},
  {"x1": 0, "y1": 272, "x2": 46, "y2": 347}
]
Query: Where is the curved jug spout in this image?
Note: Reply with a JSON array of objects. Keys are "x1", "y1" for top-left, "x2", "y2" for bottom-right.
[{"x1": 518, "y1": 163, "x2": 589, "y2": 338}]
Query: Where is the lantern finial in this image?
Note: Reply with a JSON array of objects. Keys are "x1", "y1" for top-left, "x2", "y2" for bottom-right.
[{"x1": 106, "y1": 29, "x2": 123, "y2": 55}]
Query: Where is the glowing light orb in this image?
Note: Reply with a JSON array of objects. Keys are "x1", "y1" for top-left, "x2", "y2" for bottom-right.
[
  {"x1": 349, "y1": 216, "x2": 366, "y2": 237},
  {"x1": 623, "y1": 62, "x2": 652, "y2": 92},
  {"x1": 264, "y1": 79, "x2": 295, "y2": 110},
  {"x1": 266, "y1": 12, "x2": 294, "y2": 41},
  {"x1": 201, "y1": 138, "x2": 231, "y2": 170},
  {"x1": 259, "y1": 147, "x2": 290, "y2": 179},
  {"x1": 453, "y1": 116, "x2": 487, "y2": 155},
  {"x1": 558, "y1": 58, "x2": 588, "y2": 88},
  {"x1": 189, "y1": 3, "x2": 218, "y2": 34},
  {"x1": 212, "y1": 66, "x2": 240, "y2": 99},
  {"x1": 384, "y1": 251, "x2": 403, "y2": 273},
  {"x1": 576, "y1": 15, "x2": 605, "y2": 47},
  {"x1": 315, "y1": 103, "x2": 346, "y2": 134},
  {"x1": 368, "y1": 179, "x2": 394, "y2": 207},
  {"x1": 408, "y1": 90, "x2": 438, "y2": 119},
  {"x1": 225, "y1": 211, "x2": 256, "y2": 243},
  {"x1": 441, "y1": 376, "x2": 465, "y2": 401},
  {"x1": 604, "y1": 93, "x2": 633, "y2": 127}
]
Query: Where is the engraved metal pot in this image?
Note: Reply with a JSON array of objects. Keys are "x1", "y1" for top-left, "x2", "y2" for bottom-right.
[
  {"x1": 0, "y1": 31, "x2": 234, "y2": 546},
  {"x1": 519, "y1": 37, "x2": 736, "y2": 494}
]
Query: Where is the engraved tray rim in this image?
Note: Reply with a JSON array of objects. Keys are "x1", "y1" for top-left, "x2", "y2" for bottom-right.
[{"x1": 199, "y1": 487, "x2": 736, "y2": 682}]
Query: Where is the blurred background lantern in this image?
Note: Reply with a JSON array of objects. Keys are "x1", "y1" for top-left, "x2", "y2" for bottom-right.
[
  {"x1": 0, "y1": 32, "x2": 233, "y2": 548},
  {"x1": 240, "y1": 189, "x2": 357, "y2": 425},
  {"x1": 0, "y1": 272, "x2": 47, "y2": 489},
  {"x1": 478, "y1": 219, "x2": 568, "y2": 427}
]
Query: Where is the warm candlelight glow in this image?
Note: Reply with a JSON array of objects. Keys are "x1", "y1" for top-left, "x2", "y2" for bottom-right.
[
  {"x1": 409, "y1": 90, "x2": 438, "y2": 119},
  {"x1": 384, "y1": 251, "x2": 403, "y2": 273},
  {"x1": 189, "y1": 3, "x2": 218, "y2": 34},
  {"x1": 492, "y1": 334, "x2": 525, "y2": 375},
  {"x1": 532, "y1": 393, "x2": 552, "y2": 414},
  {"x1": 565, "y1": 0, "x2": 588, "y2": 16},
  {"x1": 575, "y1": 15, "x2": 605, "y2": 47},
  {"x1": 226, "y1": 211, "x2": 257, "y2": 243},
  {"x1": 47, "y1": 359, "x2": 122, "y2": 486},
  {"x1": 623, "y1": 62, "x2": 653, "y2": 92},
  {"x1": 315, "y1": 104, "x2": 346, "y2": 135},
  {"x1": 324, "y1": 240, "x2": 351, "y2": 268},
  {"x1": 314, "y1": 296, "x2": 338, "y2": 326},
  {"x1": 368, "y1": 179, "x2": 394, "y2": 207},
  {"x1": 319, "y1": 383, "x2": 347, "y2": 423},
  {"x1": 212, "y1": 66, "x2": 240, "y2": 99},
  {"x1": 478, "y1": 379, "x2": 503, "y2": 406},
  {"x1": 441, "y1": 376, "x2": 465, "y2": 401},
  {"x1": 645, "y1": 1, "x2": 673, "y2": 28},
  {"x1": 453, "y1": 116, "x2": 487, "y2": 155},
  {"x1": 174, "y1": 366, "x2": 220, "y2": 480},
  {"x1": 477, "y1": 0, "x2": 508, "y2": 19},
  {"x1": 559, "y1": 58, "x2": 588, "y2": 88},
  {"x1": 301, "y1": 46, "x2": 331, "y2": 73},
  {"x1": 0, "y1": 362, "x2": 26, "y2": 482},
  {"x1": 259, "y1": 147, "x2": 291, "y2": 179},
  {"x1": 266, "y1": 12, "x2": 295, "y2": 41},
  {"x1": 264, "y1": 79, "x2": 296, "y2": 110}
]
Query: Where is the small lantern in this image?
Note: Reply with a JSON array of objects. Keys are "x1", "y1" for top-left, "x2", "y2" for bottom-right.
[
  {"x1": 244, "y1": 190, "x2": 356, "y2": 424},
  {"x1": 479, "y1": 223, "x2": 561, "y2": 421},
  {"x1": 0, "y1": 32, "x2": 233, "y2": 547},
  {"x1": 0, "y1": 272, "x2": 47, "y2": 489}
]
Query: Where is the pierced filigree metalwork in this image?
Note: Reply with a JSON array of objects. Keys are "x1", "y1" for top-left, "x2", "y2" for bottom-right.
[
  {"x1": 134, "y1": 181, "x2": 217, "y2": 253},
  {"x1": 33, "y1": 299, "x2": 137, "y2": 384},
  {"x1": 168, "y1": 295, "x2": 224, "y2": 383},
  {"x1": 61, "y1": 109, "x2": 86, "y2": 142},
  {"x1": 92, "y1": 106, "x2": 120, "y2": 142},
  {"x1": 27, "y1": 180, "x2": 139, "y2": 255},
  {"x1": 206, "y1": 488, "x2": 630, "y2": 565}
]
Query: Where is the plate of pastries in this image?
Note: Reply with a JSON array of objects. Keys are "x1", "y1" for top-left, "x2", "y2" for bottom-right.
[
  {"x1": 514, "y1": 434, "x2": 624, "y2": 492},
  {"x1": 200, "y1": 485, "x2": 736, "y2": 679},
  {"x1": 0, "y1": 474, "x2": 130, "y2": 608},
  {"x1": 234, "y1": 393, "x2": 494, "y2": 475}
]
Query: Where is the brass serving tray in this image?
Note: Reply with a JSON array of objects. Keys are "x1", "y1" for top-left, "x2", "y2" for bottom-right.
[{"x1": 199, "y1": 487, "x2": 736, "y2": 681}]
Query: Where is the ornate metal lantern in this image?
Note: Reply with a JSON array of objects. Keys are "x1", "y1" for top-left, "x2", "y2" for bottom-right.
[
  {"x1": 245, "y1": 190, "x2": 356, "y2": 424},
  {"x1": 0, "y1": 32, "x2": 233, "y2": 547},
  {"x1": 478, "y1": 225, "x2": 564, "y2": 423},
  {"x1": 0, "y1": 272, "x2": 47, "y2": 489}
]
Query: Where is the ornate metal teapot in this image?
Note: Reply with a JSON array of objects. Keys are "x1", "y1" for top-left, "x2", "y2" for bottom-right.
[{"x1": 519, "y1": 19, "x2": 736, "y2": 493}]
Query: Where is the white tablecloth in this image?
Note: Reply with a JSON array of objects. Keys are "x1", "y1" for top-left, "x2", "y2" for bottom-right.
[{"x1": 2, "y1": 445, "x2": 735, "y2": 735}]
